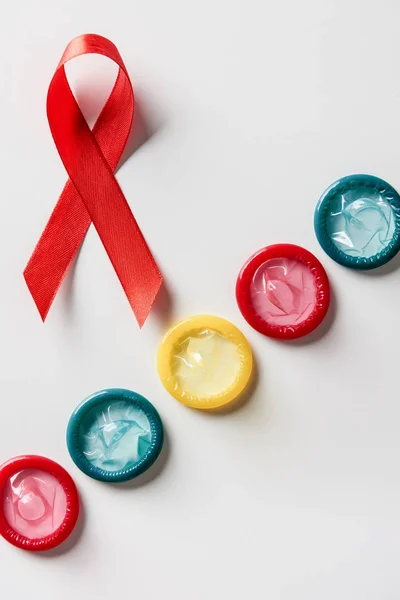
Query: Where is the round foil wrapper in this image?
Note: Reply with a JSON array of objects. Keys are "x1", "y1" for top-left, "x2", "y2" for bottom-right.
[
  {"x1": 67, "y1": 389, "x2": 164, "y2": 483},
  {"x1": 157, "y1": 315, "x2": 253, "y2": 409},
  {"x1": 236, "y1": 244, "x2": 330, "y2": 339},
  {"x1": 314, "y1": 174, "x2": 400, "y2": 269},
  {"x1": 0, "y1": 455, "x2": 79, "y2": 551}
]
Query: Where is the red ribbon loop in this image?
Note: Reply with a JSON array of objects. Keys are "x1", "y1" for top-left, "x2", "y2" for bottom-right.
[{"x1": 24, "y1": 34, "x2": 162, "y2": 327}]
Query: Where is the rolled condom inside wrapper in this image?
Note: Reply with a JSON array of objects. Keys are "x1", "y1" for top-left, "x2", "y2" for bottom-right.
[
  {"x1": 157, "y1": 315, "x2": 253, "y2": 409},
  {"x1": 236, "y1": 244, "x2": 330, "y2": 340}
]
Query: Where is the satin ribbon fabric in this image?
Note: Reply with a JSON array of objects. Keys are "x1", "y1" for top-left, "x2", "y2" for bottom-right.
[{"x1": 24, "y1": 34, "x2": 162, "y2": 327}]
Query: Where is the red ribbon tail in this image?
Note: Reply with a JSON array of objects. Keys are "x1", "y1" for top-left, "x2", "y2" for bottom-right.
[{"x1": 134, "y1": 268, "x2": 163, "y2": 328}]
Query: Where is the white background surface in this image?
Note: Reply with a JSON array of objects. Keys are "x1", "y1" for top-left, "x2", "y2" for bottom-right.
[{"x1": 1, "y1": 1, "x2": 400, "y2": 598}]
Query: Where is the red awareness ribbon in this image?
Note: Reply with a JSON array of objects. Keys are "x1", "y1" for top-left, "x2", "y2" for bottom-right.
[{"x1": 24, "y1": 34, "x2": 162, "y2": 327}]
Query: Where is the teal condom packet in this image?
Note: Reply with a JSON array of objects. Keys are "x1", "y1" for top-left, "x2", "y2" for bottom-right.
[
  {"x1": 67, "y1": 389, "x2": 164, "y2": 483},
  {"x1": 314, "y1": 174, "x2": 400, "y2": 269}
]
